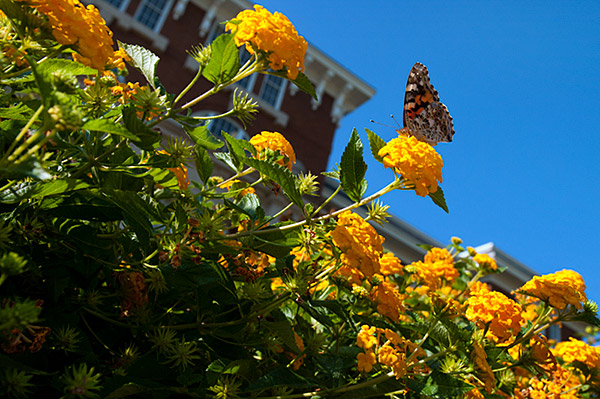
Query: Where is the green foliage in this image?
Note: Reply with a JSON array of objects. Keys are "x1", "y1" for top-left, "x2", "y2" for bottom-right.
[
  {"x1": 119, "y1": 42, "x2": 160, "y2": 89},
  {"x1": 429, "y1": 185, "x2": 449, "y2": 213},
  {"x1": 0, "y1": 4, "x2": 597, "y2": 399},
  {"x1": 365, "y1": 127, "x2": 386, "y2": 163},
  {"x1": 202, "y1": 33, "x2": 241, "y2": 85},
  {"x1": 340, "y1": 128, "x2": 368, "y2": 202}
]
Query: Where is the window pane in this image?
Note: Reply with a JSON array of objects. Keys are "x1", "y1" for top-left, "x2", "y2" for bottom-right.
[
  {"x1": 208, "y1": 118, "x2": 238, "y2": 139},
  {"x1": 259, "y1": 75, "x2": 284, "y2": 107},
  {"x1": 136, "y1": 0, "x2": 168, "y2": 30},
  {"x1": 207, "y1": 24, "x2": 225, "y2": 43},
  {"x1": 106, "y1": 0, "x2": 125, "y2": 8},
  {"x1": 208, "y1": 117, "x2": 248, "y2": 141}
]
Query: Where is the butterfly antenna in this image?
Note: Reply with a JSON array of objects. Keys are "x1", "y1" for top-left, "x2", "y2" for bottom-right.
[
  {"x1": 390, "y1": 114, "x2": 402, "y2": 129},
  {"x1": 369, "y1": 119, "x2": 395, "y2": 129}
]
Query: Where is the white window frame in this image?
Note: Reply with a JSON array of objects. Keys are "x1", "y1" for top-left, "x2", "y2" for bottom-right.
[
  {"x1": 258, "y1": 74, "x2": 287, "y2": 110},
  {"x1": 133, "y1": 0, "x2": 174, "y2": 33}
]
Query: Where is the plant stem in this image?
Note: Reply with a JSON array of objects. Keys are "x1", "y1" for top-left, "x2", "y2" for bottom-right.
[
  {"x1": 223, "y1": 178, "x2": 403, "y2": 240},
  {"x1": 70, "y1": 139, "x2": 128, "y2": 179},
  {"x1": 311, "y1": 183, "x2": 341, "y2": 217},
  {"x1": 2, "y1": 104, "x2": 44, "y2": 163},
  {"x1": 173, "y1": 68, "x2": 203, "y2": 106}
]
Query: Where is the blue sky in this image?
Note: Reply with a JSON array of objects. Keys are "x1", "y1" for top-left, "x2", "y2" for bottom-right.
[{"x1": 259, "y1": 1, "x2": 600, "y2": 303}]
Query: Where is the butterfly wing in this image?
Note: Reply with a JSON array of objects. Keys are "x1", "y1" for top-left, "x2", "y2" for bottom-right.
[{"x1": 403, "y1": 62, "x2": 454, "y2": 145}]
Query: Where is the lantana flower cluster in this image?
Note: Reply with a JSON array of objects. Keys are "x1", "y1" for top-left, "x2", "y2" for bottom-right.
[
  {"x1": 356, "y1": 325, "x2": 426, "y2": 379},
  {"x1": 226, "y1": 5, "x2": 307, "y2": 79},
  {"x1": 465, "y1": 289, "x2": 523, "y2": 343},
  {"x1": 250, "y1": 131, "x2": 297, "y2": 170},
  {"x1": 331, "y1": 210, "x2": 385, "y2": 280},
  {"x1": 518, "y1": 269, "x2": 587, "y2": 310},
  {"x1": 410, "y1": 247, "x2": 459, "y2": 291},
  {"x1": 379, "y1": 135, "x2": 443, "y2": 196},
  {"x1": 17, "y1": 0, "x2": 125, "y2": 70}
]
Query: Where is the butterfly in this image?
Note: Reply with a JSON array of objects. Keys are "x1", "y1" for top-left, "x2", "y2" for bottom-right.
[{"x1": 401, "y1": 62, "x2": 454, "y2": 145}]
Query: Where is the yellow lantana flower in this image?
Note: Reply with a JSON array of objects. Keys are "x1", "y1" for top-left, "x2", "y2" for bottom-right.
[
  {"x1": 156, "y1": 150, "x2": 190, "y2": 190},
  {"x1": 378, "y1": 136, "x2": 443, "y2": 197},
  {"x1": 377, "y1": 345, "x2": 407, "y2": 379},
  {"x1": 552, "y1": 337, "x2": 600, "y2": 370},
  {"x1": 465, "y1": 290, "x2": 523, "y2": 343},
  {"x1": 471, "y1": 340, "x2": 496, "y2": 393},
  {"x1": 226, "y1": 5, "x2": 307, "y2": 80},
  {"x1": 356, "y1": 325, "x2": 378, "y2": 350},
  {"x1": 473, "y1": 253, "x2": 498, "y2": 271},
  {"x1": 410, "y1": 247, "x2": 458, "y2": 291},
  {"x1": 19, "y1": 0, "x2": 122, "y2": 70},
  {"x1": 522, "y1": 365, "x2": 583, "y2": 399},
  {"x1": 518, "y1": 269, "x2": 587, "y2": 310},
  {"x1": 249, "y1": 131, "x2": 296, "y2": 171},
  {"x1": 379, "y1": 252, "x2": 403, "y2": 276},
  {"x1": 331, "y1": 211, "x2": 384, "y2": 279},
  {"x1": 357, "y1": 349, "x2": 376, "y2": 373},
  {"x1": 370, "y1": 279, "x2": 406, "y2": 322}
]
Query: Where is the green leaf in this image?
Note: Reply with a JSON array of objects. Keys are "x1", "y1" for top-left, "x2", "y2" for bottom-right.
[
  {"x1": 0, "y1": 156, "x2": 51, "y2": 180},
  {"x1": 246, "y1": 223, "x2": 298, "y2": 258},
  {"x1": 162, "y1": 261, "x2": 221, "y2": 291},
  {"x1": 213, "y1": 151, "x2": 238, "y2": 172},
  {"x1": 206, "y1": 258, "x2": 238, "y2": 299},
  {"x1": 247, "y1": 367, "x2": 312, "y2": 391},
  {"x1": 194, "y1": 146, "x2": 213, "y2": 183},
  {"x1": 322, "y1": 170, "x2": 340, "y2": 181},
  {"x1": 339, "y1": 128, "x2": 367, "y2": 202},
  {"x1": 292, "y1": 71, "x2": 317, "y2": 100},
  {"x1": 146, "y1": 167, "x2": 179, "y2": 189},
  {"x1": 82, "y1": 119, "x2": 140, "y2": 141},
  {"x1": 264, "y1": 319, "x2": 299, "y2": 352},
  {"x1": 224, "y1": 193, "x2": 262, "y2": 220},
  {"x1": 0, "y1": 103, "x2": 35, "y2": 121},
  {"x1": 428, "y1": 185, "x2": 449, "y2": 213},
  {"x1": 0, "y1": 179, "x2": 90, "y2": 203},
  {"x1": 365, "y1": 128, "x2": 386, "y2": 163},
  {"x1": 418, "y1": 370, "x2": 475, "y2": 397},
  {"x1": 308, "y1": 300, "x2": 355, "y2": 329},
  {"x1": 119, "y1": 42, "x2": 160, "y2": 89},
  {"x1": 37, "y1": 58, "x2": 97, "y2": 77},
  {"x1": 202, "y1": 33, "x2": 240, "y2": 85},
  {"x1": 244, "y1": 157, "x2": 304, "y2": 209},
  {"x1": 222, "y1": 131, "x2": 253, "y2": 171},
  {"x1": 184, "y1": 124, "x2": 223, "y2": 150},
  {"x1": 122, "y1": 106, "x2": 161, "y2": 150},
  {"x1": 108, "y1": 190, "x2": 161, "y2": 251},
  {"x1": 33, "y1": 59, "x2": 96, "y2": 105}
]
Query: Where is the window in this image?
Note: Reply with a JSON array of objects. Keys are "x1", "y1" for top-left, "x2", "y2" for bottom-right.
[
  {"x1": 206, "y1": 22, "x2": 225, "y2": 43},
  {"x1": 134, "y1": 0, "x2": 173, "y2": 31},
  {"x1": 206, "y1": 116, "x2": 248, "y2": 141},
  {"x1": 258, "y1": 74, "x2": 287, "y2": 109},
  {"x1": 104, "y1": 0, "x2": 129, "y2": 10}
]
